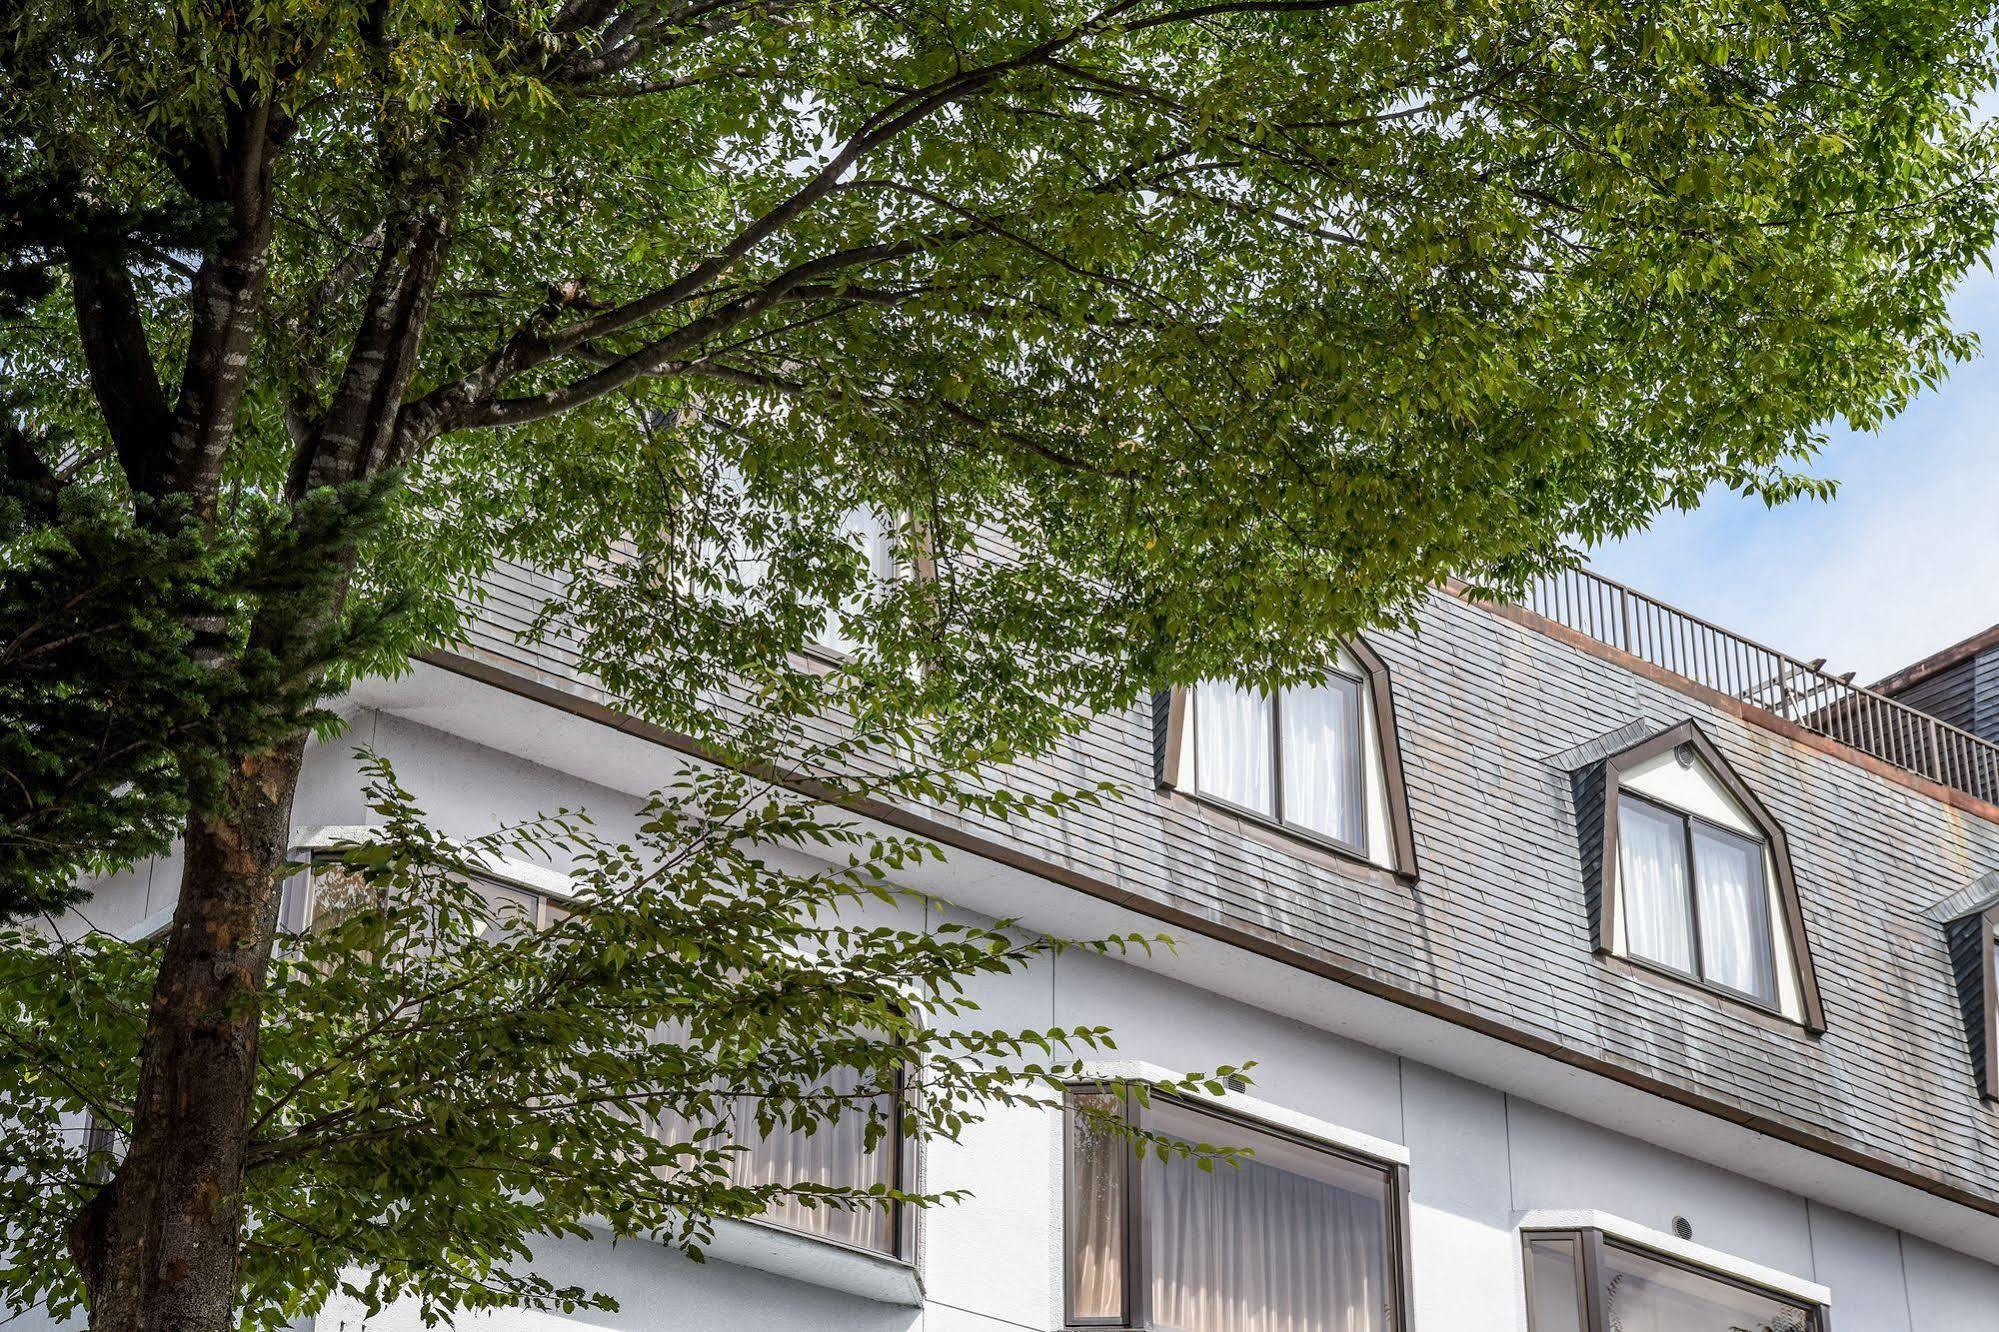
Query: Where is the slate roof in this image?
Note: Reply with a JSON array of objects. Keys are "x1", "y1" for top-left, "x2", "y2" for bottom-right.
[{"x1": 439, "y1": 560, "x2": 1999, "y2": 1218}]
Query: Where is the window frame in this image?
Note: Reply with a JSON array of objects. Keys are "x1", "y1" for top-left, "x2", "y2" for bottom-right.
[
  {"x1": 1615, "y1": 790, "x2": 1782, "y2": 1013},
  {"x1": 1984, "y1": 904, "x2": 1999, "y2": 1104},
  {"x1": 1594, "y1": 720, "x2": 1825, "y2": 1032},
  {"x1": 1159, "y1": 637, "x2": 1420, "y2": 883},
  {"x1": 1520, "y1": 1227, "x2": 1830, "y2": 1332},
  {"x1": 1184, "y1": 666, "x2": 1369, "y2": 856},
  {"x1": 1061, "y1": 1083, "x2": 1415, "y2": 1331}
]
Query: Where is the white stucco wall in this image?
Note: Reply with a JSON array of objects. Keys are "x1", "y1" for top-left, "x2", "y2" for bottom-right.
[{"x1": 27, "y1": 703, "x2": 1999, "y2": 1332}]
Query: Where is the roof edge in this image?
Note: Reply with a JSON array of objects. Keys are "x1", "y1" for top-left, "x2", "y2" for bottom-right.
[
  {"x1": 1456, "y1": 588, "x2": 1999, "y2": 830},
  {"x1": 1871, "y1": 622, "x2": 1999, "y2": 697}
]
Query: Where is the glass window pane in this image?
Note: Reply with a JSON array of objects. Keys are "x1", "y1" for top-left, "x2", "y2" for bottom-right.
[
  {"x1": 1600, "y1": 1241, "x2": 1813, "y2": 1331},
  {"x1": 471, "y1": 881, "x2": 539, "y2": 941},
  {"x1": 1619, "y1": 799, "x2": 1694, "y2": 974},
  {"x1": 1280, "y1": 674, "x2": 1364, "y2": 849},
  {"x1": 1193, "y1": 682, "x2": 1274, "y2": 816},
  {"x1": 1141, "y1": 1099, "x2": 1394, "y2": 1332},
  {"x1": 1692, "y1": 825, "x2": 1777, "y2": 1004},
  {"x1": 1524, "y1": 1237, "x2": 1586, "y2": 1332},
  {"x1": 819, "y1": 506, "x2": 897, "y2": 655},
  {"x1": 655, "y1": 1062, "x2": 898, "y2": 1255},
  {"x1": 1067, "y1": 1093, "x2": 1127, "y2": 1322}
]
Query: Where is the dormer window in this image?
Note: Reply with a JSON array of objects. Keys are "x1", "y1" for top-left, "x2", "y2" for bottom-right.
[
  {"x1": 1577, "y1": 720, "x2": 1824, "y2": 1030},
  {"x1": 811, "y1": 505, "x2": 901, "y2": 659},
  {"x1": 1188, "y1": 672, "x2": 1366, "y2": 851},
  {"x1": 1617, "y1": 793, "x2": 1777, "y2": 1006},
  {"x1": 1159, "y1": 639, "x2": 1418, "y2": 880}
]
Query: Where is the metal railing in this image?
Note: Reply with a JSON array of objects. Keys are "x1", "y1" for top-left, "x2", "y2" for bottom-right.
[{"x1": 1520, "y1": 567, "x2": 1999, "y2": 805}]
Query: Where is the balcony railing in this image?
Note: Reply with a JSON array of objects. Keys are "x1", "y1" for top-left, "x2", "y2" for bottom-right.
[{"x1": 1519, "y1": 567, "x2": 1999, "y2": 805}]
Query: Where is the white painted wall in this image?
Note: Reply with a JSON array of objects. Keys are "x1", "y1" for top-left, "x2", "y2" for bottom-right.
[{"x1": 21, "y1": 704, "x2": 1999, "y2": 1332}]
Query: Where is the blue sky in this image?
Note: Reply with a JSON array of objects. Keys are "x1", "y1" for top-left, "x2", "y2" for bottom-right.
[{"x1": 1586, "y1": 262, "x2": 1999, "y2": 684}]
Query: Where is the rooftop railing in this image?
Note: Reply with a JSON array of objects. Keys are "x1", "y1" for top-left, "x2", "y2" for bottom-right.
[{"x1": 1520, "y1": 566, "x2": 1999, "y2": 806}]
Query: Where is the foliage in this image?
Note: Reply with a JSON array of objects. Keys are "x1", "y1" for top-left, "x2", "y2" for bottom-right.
[
  {"x1": 0, "y1": 753, "x2": 1242, "y2": 1331},
  {"x1": 5, "y1": 0, "x2": 1994, "y2": 762},
  {"x1": 2, "y1": 0, "x2": 1997, "y2": 1326},
  {"x1": 0, "y1": 476, "x2": 401, "y2": 918}
]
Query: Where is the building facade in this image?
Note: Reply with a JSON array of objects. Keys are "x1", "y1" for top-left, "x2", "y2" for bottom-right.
[{"x1": 53, "y1": 565, "x2": 1999, "y2": 1331}]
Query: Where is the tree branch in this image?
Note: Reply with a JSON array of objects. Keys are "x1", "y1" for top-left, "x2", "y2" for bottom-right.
[{"x1": 66, "y1": 251, "x2": 171, "y2": 495}]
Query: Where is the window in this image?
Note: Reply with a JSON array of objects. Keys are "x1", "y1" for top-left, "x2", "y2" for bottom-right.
[
  {"x1": 1617, "y1": 794, "x2": 1777, "y2": 1007},
  {"x1": 1523, "y1": 1229, "x2": 1826, "y2": 1331},
  {"x1": 656, "y1": 1066, "x2": 906, "y2": 1257},
  {"x1": 1945, "y1": 898, "x2": 1999, "y2": 1101},
  {"x1": 1162, "y1": 639, "x2": 1418, "y2": 877},
  {"x1": 1585, "y1": 721, "x2": 1824, "y2": 1030},
  {"x1": 1187, "y1": 673, "x2": 1365, "y2": 850},
  {"x1": 295, "y1": 858, "x2": 908, "y2": 1256},
  {"x1": 1065, "y1": 1088, "x2": 1410, "y2": 1332},
  {"x1": 812, "y1": 505, "x2": 901, "y2": 659}
]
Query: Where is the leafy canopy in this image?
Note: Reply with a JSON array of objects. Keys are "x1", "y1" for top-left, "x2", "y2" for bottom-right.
[
  {"x1": 2, "y1": 1, "x2": 1996, "y2": 1325},
  {"x1": 4, "y1": 0, "x2": 1994, "y2": 772}
]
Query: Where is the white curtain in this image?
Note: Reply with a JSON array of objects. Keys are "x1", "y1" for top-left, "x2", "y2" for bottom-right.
[
  {"x1": 1193, "y1": 682, "x2": 1274, "y2": 816},
  {"x1": 1141, "y1": 1104, "x2": 1391, "y2": 1332},
  {"x1": 1691, "y1": 827, "x2": 1776, "y2": 1002},
  {"x1": 1618, "y1": 800, "x2": 1694, "y2": 973},
  {"x1": 1599, "y1": 1242, "x2": 1811, "y2": 1332},
  {"x1": 656, "y1": 1068, "x2": 896, "y2": 1253},
  {"x1": 1279, "y1": 676, "x2": 1364, "y2": 848},
  {"x1": 1068, "y1": 1095, "x2": 1128, "y2": 1320}
]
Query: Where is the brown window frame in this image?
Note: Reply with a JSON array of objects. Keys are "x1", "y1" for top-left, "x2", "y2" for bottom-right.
[
  {"x1": 1158, "y1": 637, "x2": 1419, "y2": 883},
  {"x1": 1969, "y1": 902, "x2": 1999, "y2": 1103},
  {"x1": 1615, "y1": 791, "x2": 1783, "y2": 1013},
  {"x1": 1521, "y1": 1226, "x2": 1830, "y2": 1332},
  {"x1": 1062, "y1": 1084, "x2": 1415, "y2": 1331},
  {"x1": 1594, "y1": 721, "x2": 1826, "y2": 1032}
]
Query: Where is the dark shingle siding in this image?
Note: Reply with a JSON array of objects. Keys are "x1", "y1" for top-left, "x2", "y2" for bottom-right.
[
  {"x1": 453, "y1": 562, "x2": 1999, "y2": 1208},
  {"x1": 1896, "y1": 656, "x2": 1980, "y2": 733},
  {"x1": 1977, "y1": 650, "x2": 1999, "y2": 745},
  {"x1": 1947, "y1": 914, "x2": 1987, "y2": 1099}
]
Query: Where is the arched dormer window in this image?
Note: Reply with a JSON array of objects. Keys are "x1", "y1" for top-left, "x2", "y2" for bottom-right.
[
  {"x1": 1578, "y1": 721, "x2": 1824, "y2": 1030},
  {"x1": 1158, "y1": 639, "x2": 1418, "y2": 882}
]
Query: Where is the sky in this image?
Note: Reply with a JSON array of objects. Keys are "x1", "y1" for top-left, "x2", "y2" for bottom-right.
[{"x1": 1585, "y1": 262, "x2": 1999, "y2": 685}]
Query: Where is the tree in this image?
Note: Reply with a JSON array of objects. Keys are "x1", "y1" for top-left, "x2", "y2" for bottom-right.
[
  {"x1": 0, "y1": 753, "x2": 1239, "y2": 1331},
  {"x1": 1, "y1": 1, "x2": 1994, "y2": 1330},
  {"x1": 0, "y1": 477, "x2": 397, "y2": 920}
]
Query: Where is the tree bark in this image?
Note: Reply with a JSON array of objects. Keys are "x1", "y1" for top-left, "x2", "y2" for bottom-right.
[{"x1": 68, "y1": 734, "x2": 310, "y2": 1332}]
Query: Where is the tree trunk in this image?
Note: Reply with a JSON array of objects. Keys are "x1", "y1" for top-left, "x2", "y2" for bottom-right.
[{"x1": 69, "y1": 734, "x2": 311, "y2": 1332}]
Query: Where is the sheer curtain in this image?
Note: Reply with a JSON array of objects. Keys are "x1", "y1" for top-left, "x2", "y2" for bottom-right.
[
  {"x1": 1691, "y1": 826, "x2": 1776, "y2": 1003},
  {"x1": 1068, "y1": 1094, "x2": 1128, "y2": 1320},
  {"x1": 1599, "y1": 1242, "x2": 1812, "y2": 1332},
  {"x1": 656, "y1": 1066, "x2": 897, "y2": 1253},
  {"x1": 1280, "y1": 676, "x2": 1364, "y2": 848},
  {"x1": 1193, "y1": 683, "x2": 1274, "y2": 816},
  {"x1": 1617, "y1": 799, "x2": 1694, "y2": 973},
  {"x1": 1141, "y1": 1101, "x2": 1391, "y2": 1332}
]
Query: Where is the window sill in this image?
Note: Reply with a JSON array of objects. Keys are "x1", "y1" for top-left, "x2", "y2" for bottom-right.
[
  {"x1": 1600, "y1": 952, "x2": 1814, "y2": 1036},
  {"x1": 694, "y1": 1216, "x2": 922, "y2": 1305}
]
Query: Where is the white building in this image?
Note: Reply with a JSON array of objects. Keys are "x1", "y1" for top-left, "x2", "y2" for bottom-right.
[{"x1": 52, "y1": 566, "x2": 1999, "y2": 1332}]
